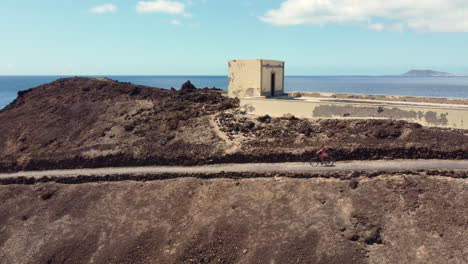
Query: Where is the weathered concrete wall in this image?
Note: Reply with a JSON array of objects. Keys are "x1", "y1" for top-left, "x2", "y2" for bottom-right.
[
  {"x1": 228, "y1": 60, "x2": 262, "y2": 98},
  {"x1": 240, "y1": 98, "x2": 468, "y2": 129},
  {"x1": 290, "y1": 92, "x2": 468, "y2": 106},
  {"x1": 261, "y1": 60, "x2": 284, "y2": 97},
  {"x1": 228, "y1": 59, "x2": 284, "y2": 98}
]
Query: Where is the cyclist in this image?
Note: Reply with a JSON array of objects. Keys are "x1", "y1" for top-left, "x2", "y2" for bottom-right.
[{"x1": 316, "y1": 144, "x2": 329, "y2": 163}]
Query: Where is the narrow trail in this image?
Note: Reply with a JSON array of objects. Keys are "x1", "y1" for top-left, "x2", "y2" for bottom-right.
[{"x1": 0, "y1": 160, "x2": 466, "y2": 179}]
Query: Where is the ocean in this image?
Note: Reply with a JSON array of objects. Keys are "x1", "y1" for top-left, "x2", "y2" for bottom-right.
[{"x1": 1, "y1": 75, "x2": 468, "y2": 110}]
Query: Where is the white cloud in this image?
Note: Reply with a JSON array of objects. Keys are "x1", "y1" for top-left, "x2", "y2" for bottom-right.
[
  {"x1": 171, "y1": 19, "x2": 182, "y2": 25},
  {"x1": 260, "y1": 0, "x2": 468, "y2": 32},
  {"x1": 368, "y1": 23, "x2": 384, "y2": 31},
  {"x1": 7, "y1": 64, "x2": 13, "y2": 69},
  {"x1": 89, "y1": 4, "x2": 117, "y2": 14},
  {"x1": 136, "y1": 1, "x2": 190, "y2": 16}
]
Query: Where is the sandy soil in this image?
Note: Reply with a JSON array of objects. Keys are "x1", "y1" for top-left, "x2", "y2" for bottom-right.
[{"x1": 0, "y1": 172, "x2": 466, "y2": 264}]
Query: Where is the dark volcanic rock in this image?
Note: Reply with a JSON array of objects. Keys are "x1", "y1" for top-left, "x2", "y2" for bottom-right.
[
  {"x1": 180, "y1": 80, "x2": 196, "y2": 91},
  {"x1": 217, "y1": 112, "x2": 467, "y2": 162}
]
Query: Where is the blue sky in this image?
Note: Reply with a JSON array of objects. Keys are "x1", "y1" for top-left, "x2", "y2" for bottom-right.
[{"x1": 1, "y1": 0, "x2": 467, "y2": 75}]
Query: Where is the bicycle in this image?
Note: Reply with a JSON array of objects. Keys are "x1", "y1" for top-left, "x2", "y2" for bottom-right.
[{"x1": 309, "y1": 154, "x2": 335, "y2": 167}]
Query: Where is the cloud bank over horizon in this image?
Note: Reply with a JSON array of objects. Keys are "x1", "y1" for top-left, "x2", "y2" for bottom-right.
[{"x1": 260, "y1": 0, "x2": 468, "y2": 32}]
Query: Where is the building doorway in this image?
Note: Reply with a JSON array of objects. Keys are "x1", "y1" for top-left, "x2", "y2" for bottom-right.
[{"x1": 271, "y1": 72, "x2": 276, "y2": 97}]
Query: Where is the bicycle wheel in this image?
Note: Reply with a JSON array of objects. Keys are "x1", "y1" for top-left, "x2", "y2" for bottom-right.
[
  {"x1": 309, "y1": 157, "x2": 320, "y2": 167},
  {"x1": 324, "y1": 157, "x2": 334, "y2": 167}
]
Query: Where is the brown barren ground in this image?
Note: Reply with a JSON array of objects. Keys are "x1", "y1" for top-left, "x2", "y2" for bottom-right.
[
  {"x1": 0, "y1": 77, "x2": 466, "y2": 172},
  {"x1": 1, "y1": 78, "x2": 467, "y2": 264},
  {"x1": 0, "y1": 77, "x2": 236, "y2": 171},
  {"x1": 0, "y1": 172, "x2": 466, "y2": 264}
]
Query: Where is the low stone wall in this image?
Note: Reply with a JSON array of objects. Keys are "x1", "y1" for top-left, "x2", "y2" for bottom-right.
[
  {"x1": 240, "y1": 97, "x2": 468, "y2": 129},
  {"x1": 289, "y1": 92, "x2": 468, "y2": 105}
]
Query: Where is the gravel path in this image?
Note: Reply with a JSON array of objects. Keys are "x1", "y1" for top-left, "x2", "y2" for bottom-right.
[{"x1": 0, "y1": 160, "x2": 467, "y2": 179}]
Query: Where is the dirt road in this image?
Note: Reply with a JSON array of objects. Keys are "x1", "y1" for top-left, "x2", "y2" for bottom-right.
[{"x1": 1, "y1": 160, "x2": 466, "y2": 179}]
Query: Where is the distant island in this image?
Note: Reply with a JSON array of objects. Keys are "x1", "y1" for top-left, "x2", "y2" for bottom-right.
[{"x1": 402, "y1": 70, "x2": 468, "y2": 77}]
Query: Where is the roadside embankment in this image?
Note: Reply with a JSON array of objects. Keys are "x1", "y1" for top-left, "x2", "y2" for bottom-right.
[
  {"x1": 0, "y1": 169, "x2": 466, "y2": 185},
  {"x1": 0, "y1": 172, "x2": 466, "y2": 264}
]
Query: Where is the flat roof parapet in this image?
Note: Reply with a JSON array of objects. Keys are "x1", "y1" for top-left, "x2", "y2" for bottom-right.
[{"x1": 289, "y1": 92, "x2": 468, "y2": 106}]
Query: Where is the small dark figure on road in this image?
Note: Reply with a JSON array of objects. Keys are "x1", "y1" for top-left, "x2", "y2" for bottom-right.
[{"x1": 316, "y1": 144, "x2": 329, "y2": 163}]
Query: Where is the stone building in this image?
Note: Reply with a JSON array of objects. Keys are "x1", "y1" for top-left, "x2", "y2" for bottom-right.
[{"x1": 228, "y1": 59, "x2": 284, "y2": 98}]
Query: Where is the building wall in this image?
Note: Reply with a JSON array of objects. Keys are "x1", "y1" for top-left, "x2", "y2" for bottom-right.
[
  {"x1": 228, "y1": 60, "x2": 262, "y2": 98},
  {"x1": 228, "y1": 59, "x2": 284, "y2": 98},
  {"x1": 240, "y1": 98, "x2": 468, "y2": 129},
  {"x1": 260, "y1": 60, "x2": 285, "y2": 97}
]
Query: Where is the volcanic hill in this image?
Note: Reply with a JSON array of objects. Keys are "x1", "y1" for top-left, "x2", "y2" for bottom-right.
[
  {"x1": 402, "y1": 69, "x2": 468, "y2": 77},
  {"x1": 0, "y1": 77, "x2": 466, "y2": 172}
]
